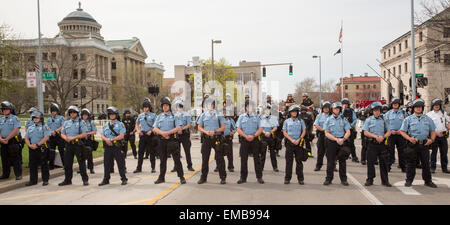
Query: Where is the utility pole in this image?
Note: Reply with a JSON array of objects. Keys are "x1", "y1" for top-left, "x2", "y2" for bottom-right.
[
  {"x1": 410, "y1": 0, "x2": 417, "y2": 99},
  {"x1": 37, "y1": 0, "x2": 44, "y2": 112}
]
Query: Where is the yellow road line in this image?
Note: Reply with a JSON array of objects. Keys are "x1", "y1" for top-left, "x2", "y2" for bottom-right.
[{"x1": 121, "y1": 158, "x2": 213, "y2": 205}]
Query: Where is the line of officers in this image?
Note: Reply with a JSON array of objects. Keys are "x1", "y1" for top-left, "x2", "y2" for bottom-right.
[{"x1": 0, "y1": 95, "x2": 448, "y2": 188}]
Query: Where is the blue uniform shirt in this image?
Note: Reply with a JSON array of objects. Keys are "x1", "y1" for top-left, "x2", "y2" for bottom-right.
[
  {"x1": 81, "y1": 120, "x2": 97, "y2": 132},
  {"x1": 0, "y1": 115, "x2": 21, "y2": 138},
  {"x1": 236, "y1": 113, "x2": 261, "y2": 135},
  {"x1": 385, "y1": 109, "x2": 406, "y2": 131},
  {"x1": 101, "y1": 120, "x2": 126, "y2": 139},
  {"x1": 314, "y1": 112, "x2": 330, "y2": 128},
  {"x1": 136, "y1": 112, "x2": 156, "y2": 132},
  {"x1": 400, "y1": 114, "x2": 436, "y2": 141},
  {"x1": 47, "y1": 115, "x2": 64, "y2": 131},
  {"x1": 323, "y1": 115, "x2": 351, "y2": 138},
  {"x1": 362, "y1": 115, "x2": 387, "y2": 136},
  {"x1": 282, "y1": 118, "x2": 306, "y2": 140},
  {"x1": 260, "y1": 115, "x2": 279, "y2": 132},
  {"x1": 176, "y1": 111, "x2": 192, "y2": 127},
  {"x1": 197, "y1": 110, "x2": 225, "y2": 131},
  {"x1": 25, "y1": 123, "x2": 51, "y2": 144},
  {"x1": 153, "y1": 112, "x2": 182, "y2": 132},
  {"x1": 61, "y1": 118, "x2": 88, "y2": 137},
  {"x1": 223, "y1": 117, "x2": 236, "y2": 136}
]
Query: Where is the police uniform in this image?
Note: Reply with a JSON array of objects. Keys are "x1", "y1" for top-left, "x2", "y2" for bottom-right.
[
  {"x1": 176, "y1": 110, "x2": 193, "y2": 170},
  {"x1": 385, "y1": 108, "x2": 407, "y2": 170},
  {"x1": 135, "y1": 111, "x2": 157, "y2": 172},
  {"x1": 25, "y1": 119, "x2": 34, "y2": 130},
  {"x1": 359, "y1": 108, "x2": 371, "y2": 164},
  {"x1": 0, "y1": 114, "x2": 22, "y2": 179},
  {"x1": 153, "y1": 111, "x2": 185, "y2": 182},
  {"x1": 24, "y1": 122, "x2": 51, "y2": 184},
  {"x1": 299, "y1": 110, "x2": 314, "y2": 155},
  {"x1": 47, "y1": 114, "x2": 65, "y2": 168},
  {"x1": 236, "y1": 112, "x2": 263, "y2": 182},
  {"x1": 122, "y1": 115, "x2": 137, "y2": 158},
  {"x1": 400, "y1": 113, "x2": 436, "y2": 185},
  {"x1": 362, "y1": 115, "x2": 390, "y2": 185},
  {"x1": 101, "y1": 120, "x2": 127, "y2": 183},
  {"x1": 426, "y1": 110, "x2": 449, "y2": 173},
  {"x1": 282, "y1": 117, "x2": 306, "y2": 183},
  {"x1": 81, "y1": 119, "x2": 97, "y2": 172},
  {"x1": 223, "y1": 117, "x2": 236, "y2": 171},
  {"x1": 341, "y1": 108, "x2": 358, "y2": 161},
  {"x1": 197, "y1": 110, "x2": 226, "y2": 182},
  {"x1": 260, "y1": 114, "x2": 279, "y2": 171},
  {"x1": 323, "y1": 114, "x2": 351, "y2": 184},
  {"x1": 61, "y1": 117, "x2": 88, "y2": 184},
  {"x1": 314, "y1": 112, "x2": 330, "y2": 170}
]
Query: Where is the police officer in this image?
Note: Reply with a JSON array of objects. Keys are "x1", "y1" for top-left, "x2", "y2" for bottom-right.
[
  {"x1": 153, "y1": 97, "x2": 186, "y2": 184},
  {"x1": 282, "y1": 104, "x2": 307, "y2": 184},
  {"x1": 47, "y1": 103, "x2": 65, "y2": 169},
  {"x1": 341, "y1": 98, "x2": 359, "y2": 163},
  {"x1": 301, "y1": 93, "x2": 314, "y2": 111},
  {"x1": 323, "y1": 101, "x2": 351, "y2": 186},
  {"x1": 80, "y1": 108, "x2": 96, "y2": 174},
  {"x1": 221, "y1": 113, "x2": 236, "y2": 172},
  {"x1": 405, "y1": 101, "x2": 413, "y2": 116},
  {"x1": 0, "y1": 101, "x2": 22, "y2": 180},
  {"x1": 400, "y1": 98, "x2": 437, "y2": 188},
  {"x1": 173, "y1": 99, "x2": 194, "y2": 172},
  {"x1": 197, "y1": 98, "x2": 227, "y2": 184},
  {"x1": 284, "y1": 94, "x2": 296, "y2": 117},
  {"x1": 24, "y1": 111, "x2": 50, "y2": 186},
  {"x1": 134, "y1": 98, "x2": 158, "y2": 174},
  {"x1": 382, "y1": 104, "x2": 389, "y2": 115},
  {"x1": 99, "y1": 107, "x2": 128, "y2": 186},
  {"x1": 362, "y1": 102, "x2": 392, "y2": 187},
  {"x1": 25, "y1": 107, "x2": 39, "y2": 132},
  {"x1": 260, "y1": 103, "x2": 279, "y2": 172},
  {"x1": 58, "y1": 106, "x2": 89, "y2": 186},
  {"x1": 299, "y1": 106, "x2": 313, "y2": 157},
  {"x1": 236, "y1": 100, "x2": 264, "y2": 184},
  {"x1": 359, "y1": 107, "x2": 371, "y2": 165},
  {"x1": 122, "y1": 109, "x2": 137, "y2": 159},
  {"x1": 385, "y1": 98, "x2": 407, "y2": 172},
  {"x1": 426, "y1": 98, "x2": 450, "y2": 174},
  {"x1": 313, "y1": 101, "x2": 331, "y2": 171}
]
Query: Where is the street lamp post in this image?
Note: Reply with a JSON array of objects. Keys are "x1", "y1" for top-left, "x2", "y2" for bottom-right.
[
  {"x1": 410, "y1": 0, "x2": 417, "y2": 99},
  {"x1": 313, "y1": 55, "x2": 322, "y2": 105},
  {"x1": 37, "y1": 0, "x2": 44, "y2": 112},
  {"x1": 211, "y1": 39, "x2": 222, "y2": 89}
]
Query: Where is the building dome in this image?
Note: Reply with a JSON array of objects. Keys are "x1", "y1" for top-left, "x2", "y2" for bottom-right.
[{"x1": 63, "y1": 3, "x2": 96, "y2": 22}]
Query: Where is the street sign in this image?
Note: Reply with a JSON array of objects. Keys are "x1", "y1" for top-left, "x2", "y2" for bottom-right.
[
  {"x1": 26, "y1": 72, "x2": 36, "y2": 88},
  {"x1": 415, "y1": 73, "x2": 424, "y2": 78},
  {"x1": 42, "y1": 72, "x2": 56, "y2": 80}
]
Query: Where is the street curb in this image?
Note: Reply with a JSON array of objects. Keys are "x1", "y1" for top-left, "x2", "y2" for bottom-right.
[{"x1": 0, "y1": 151, "x2": 133, "y2": 195}]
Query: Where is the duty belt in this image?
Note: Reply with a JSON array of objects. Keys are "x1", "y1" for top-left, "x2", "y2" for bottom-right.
[
  {"x1": 158, "y1": 133, "x2": 177, "y2": 140},
  {"x1": 69, "y1": 138, "x2": 82, "y2": 145},
  {"x1": 367, "y1": 137, "x2": 386, "y2": 145}
]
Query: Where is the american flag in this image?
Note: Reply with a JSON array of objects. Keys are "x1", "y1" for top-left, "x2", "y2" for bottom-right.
[{"x1": 338, "y1": 26, "x2": 343, "y2": 43}]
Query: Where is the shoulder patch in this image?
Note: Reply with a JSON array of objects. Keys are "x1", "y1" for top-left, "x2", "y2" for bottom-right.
[{"x1": 46, "y1": 126, "x2": 50, "y2": 131}]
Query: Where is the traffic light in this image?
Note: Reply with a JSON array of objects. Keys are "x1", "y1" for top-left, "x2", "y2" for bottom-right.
[
  {"x1": 417, "y1": 78, "x2": 428, "y2": 88},
  {"x1": 289, "y1": 65, "x2": 293, "y2": 76},
  {"x1": 262, "y1": 67, "x2": 266, "y2": 77}
]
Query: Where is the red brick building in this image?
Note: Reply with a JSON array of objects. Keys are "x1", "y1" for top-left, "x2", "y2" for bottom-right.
[{"x1": 336, "y1": 74, "x2": 381, "y2": 104}]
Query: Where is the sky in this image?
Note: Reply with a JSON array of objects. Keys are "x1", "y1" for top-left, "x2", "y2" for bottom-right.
[{"x1": 0, "y1": 0, "x2": 427, "y2": 100}]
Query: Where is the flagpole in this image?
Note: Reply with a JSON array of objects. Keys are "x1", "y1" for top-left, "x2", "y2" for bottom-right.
[{"x1": 340, "y1": 20, "x2": 344, "y2": 100}]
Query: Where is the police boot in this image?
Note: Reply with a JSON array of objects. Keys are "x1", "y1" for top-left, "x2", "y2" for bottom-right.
[
  {"x1": 0, "y1": 175, "x2": 9, "y2": 179},
  {"x1": 133, "y1": 168, "x2": 142, "y2": 173},
  {"x1": 341, "y1": 181, "x2": 349, "y2": 186},
  {"x1": 404, "y1": 181, "x2": 413, "y2": 187},
  {"x1": 274, "y1": 168, "x2": 279, "y2": 172},
  {"x1": 197, "y1": 178, "x2": 207, "y2": 184},
  {"x1": 180, "y1": 177, "x2": 186, "y2": 184},
  {"x1": 424, "y1": 182, "x2": 437, "y2": 188},
  {"x1": 151, "y1": 168, "x2": 156, "y2": 173},
  {"x1": 15, "y1": 176, "x2": 22, "y2": 180},
  {"x1": 257, "y1": 178, "x2": 265, "y2": 184},
  {"x1": 364, "y1": 179, "x2": 373, "y2": 186},
  {"x1": 154, "y1": 178, "x2": 165, "y2": 184},
  {"x1": 323, "y1": 180, "x2": 331, "y2": 185},
  {"x1": 442, "y1": 169, "x2": 450, "y2": 174},
  {"x1": 121, "y1": 179, "x2": 127, "y2": 185},
  {"x1": 352, "y1": 157, "x2": 359, "y2": 163},
  {"x1": 25, "y1": 182, "x2": 37, "y2": 186},
  {"x1": 237, "y1": 179, "x2": 246, "y2": 184},
  {"x1": 298, "y1": 180, "x2": 304, "y2": 185},
  {"x1": 284, "y1": 180, "x2": 290, "y2": 184},
  {"x1": 220, "y1": 179, "x2": 226, "y2": 185},
  {"x1": 382, "y1": 182, "x2": 392, "y2": 187},
  {"x1": 361, "y1": 160, "x2": 367, "y2": 165},
  {"x1": 42, "y1": 181, "x2": 49, "y2": 186},
  {"x1": 98, "y1": 180, "x2": 109, "y2": 186},
  {"x1": 90, "y1": 169, "x2": 95, "y2": 174},
  {"x1": 214, "y1": 167, "x2": 218, "y2": 172},
  {"x1": 58, "y1": 181, "x2": 72, "y2": 186},
  {"x1": 188, "y1": 167, "x2": 195, "y2": 171},
  {"x1": 314, "y1": 166, "x2": 321, "y2": 171},
  {"x1": 170, "y1": 168, "x2": 176, "y2": 173}
]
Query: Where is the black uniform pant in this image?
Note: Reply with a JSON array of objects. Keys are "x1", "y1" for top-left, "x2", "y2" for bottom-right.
[
  {"x1": 406, "y1": 143, "x2": 432, "y2": 183},
  {"x1": 285, "y1": 143, "x2": 304, "y2": 181},
  {"x1": 201, "y1": 137, "x2": 226, "y2": 180},
  {"x1": 430, "y1": 136, "x2": 448, "y2": 171},
  {"x1": 349, "y1": 129, "x2": 357, "y2": 158},
  {"x1": 366, "y1": 142, "x2": 389, "y2": 183},
  {"x1": 0, "y1": 142, "x2": 22, "y2": 178},
  {"x1": 158, "y1": 138, "x2": 184, "y2": 180},
  {"x1": 179, "y1": 133, "x2": 193, "y2": 168},
  {"x1": 48, "y1": 135, "x2": 65, "y2": 167},
  {"x1": 137, "y1": 134, "x2": 157, "y2": 170},
  {"x1": 240, "y1": 139, "x2": 263, "y2": 180},
  {"x1": 388, "y1": 134, "x2": 406, "y2": 169},
  {"x1": 325, "y1": 139, "x2": 347, "y2": 182},
  {"x1": 124, "y1": 134, "x2": 137, "y2": 158},
  {"x1": 315, "y1": 132, "x2": 326, "y2": 168},
  {"x1": 103, "y1": 145, "x2": 127, "y2": 182},
  {"x1": 361, "y1": 132, "x2": 367, "y2": 162},
  {"x1": 63, "y1": 144, "x2": 88, "y2": 183},
  {"x1": 261, "y1": 136, "x2": 277, "y2": 170},
  {"x1": 224, "y1": 137, "x2": 234, "y2": 169},
  {"x1": 29, "y1": 147, "x2": 49, "y2": 183}
]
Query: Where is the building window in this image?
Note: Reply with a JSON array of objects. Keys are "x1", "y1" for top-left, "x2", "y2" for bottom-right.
[
  {"x1": 73, "y1": 87, "x2": 78, "y2": 98},
  {"x1": 399, "y1": 43, "x2": 402, "y2": 52},
  {"x1": 111, "y1": 76, "x2": 117, "y2": 84},
  {"x1": 111, "y1": 62, "x2": 116, "y2": 70},
  {"x1": 345, "y1": 85, "x2": 348, "y2": 90},
  {"x1": 344, "y1": 93, "x2": 349, "y2": 98},
  {"x1": 419, "y1": 57, "x2": 423, "y2": 68},
  {"x1": 388, "y1": 49, "x2": 391, "y2": 57},
  {"x1": 43, "y1": 53, "x2": 48, "y2": 61},
  {"x1": 72, "y1": 54, "x2": 78, "y2": 61},
  {"x1": 399, "y1": 65, "x2": 402, "y2": 74},
  {"x1": 80, "y1": 54, "x2": 86, "y2": 61},
  {"x1": 81, "y1": 86, "x2": 87, "y2": 98},
  {"x1": 97, "y1": 104, "x2": 100, "y2": 113},
  {"x1": 384, "y1": 52, "x2": 386, "y2": 59},
  {"x1": 435, "y1": 50, "x2": 441, "y2": 63},
  {"x1": 444, "y1": 27, "x2": 450, "y2": 38},
  {"x1": 393, "y1": 67, "x2": 396, "y2": 75},
  {"x1": 356, "y1": 85, "x2": 359, "y2": 89},
  {"x1": 405, "y1": 63, "x2": 408, "y2": 73},
  {"x1": 419, "y1": 32, "x2": 423, "y2": 42},
  {"x1": 51, "y1": 52, "x2": 56, "y2": 60},
  {"x1": 73, "y1": 69, "x2": 78, "y2": 79},
  {"x1": 81, "y1": 69, "x2": 86, "y2": 79},
  {"x1": 444, "y1": 54, "x2": 450, "y2": 65},
  {"x1": 383, "y1": 70, "x2": 386, "y2": 79},
  {"x1": 393, "y1": 46, "x2": 396, "y2": 55},
  {"x1": 373, "y1": 84, "x2": 376, "y2": 89},
  {"x1": 28, "y1": 55, "x2": 35, "y2": 62},
  {"x1": 405, "y1": 40, "x2": 408, "y2": 48}
]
